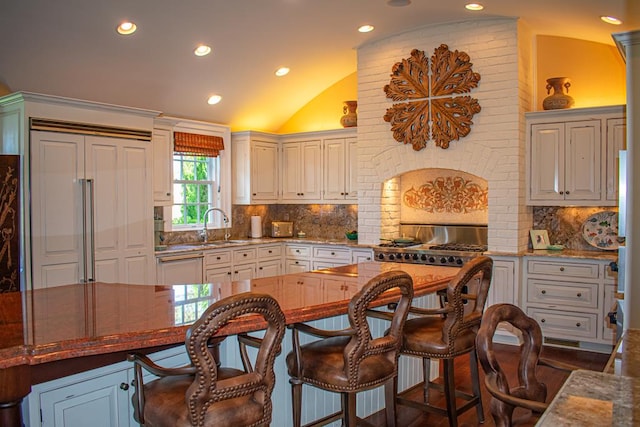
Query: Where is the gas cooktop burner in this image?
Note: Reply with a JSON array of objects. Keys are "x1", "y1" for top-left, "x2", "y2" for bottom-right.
[{"x1": 373, "y1": 242, "x2": 487, "y2": 267}]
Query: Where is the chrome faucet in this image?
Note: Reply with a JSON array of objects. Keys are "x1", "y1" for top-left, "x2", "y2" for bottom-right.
[{"x1": 201, "y1": 207, "x2": 230, "y2": 242}]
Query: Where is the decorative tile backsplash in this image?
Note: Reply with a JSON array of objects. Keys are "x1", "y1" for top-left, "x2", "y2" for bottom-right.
[{"x1": 532, "y1": 206, "x2": 620, "y2": 251}]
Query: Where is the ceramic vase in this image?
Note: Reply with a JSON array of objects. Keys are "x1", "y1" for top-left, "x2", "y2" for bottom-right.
[
  {"x1": 542, "y1": 77, "x2": 575, "y2": 110},
  {"x1": 340, "y1": 100, "x2": 358, "y2": 127}
]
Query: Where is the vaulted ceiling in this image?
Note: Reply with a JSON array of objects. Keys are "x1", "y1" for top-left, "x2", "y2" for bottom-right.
[{"x1": 0, "y1": 0, "x2": 637, "y2": 132}]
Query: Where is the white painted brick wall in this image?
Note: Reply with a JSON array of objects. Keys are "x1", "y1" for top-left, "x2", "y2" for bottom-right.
[{"x1": 355, "y1": 18, "x2": 533, "y2": 252}]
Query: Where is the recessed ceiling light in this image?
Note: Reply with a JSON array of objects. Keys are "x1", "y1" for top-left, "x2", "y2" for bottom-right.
[
  {"x1": 465, "y1": 3, "x2": 484, "y2": 11},
  {"x1": 116, "y1": 21, "x2": 137, "y2": 35},
  {"x1": 194, "y1": 45, "x2": 212, "y2": 57},
  {"x1": 600, "y1": 16, "x2": 622, "y2": 25},
  {"x1": 275, "y1": 67, "x2": 290, "y2": 77},
  {"x1": 207, "y1": 95, "x2": 222, "y2": 105},
  {"x1": 387, "y1": 0, "x2": 411, "y2": 6},
  {"x1": 358, "y1": 25, "x2": 375, "y2": 33}
]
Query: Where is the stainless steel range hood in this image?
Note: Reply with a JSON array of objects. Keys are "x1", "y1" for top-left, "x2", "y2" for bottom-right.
[{"x1": 399, "y1": 223, "x2": 488, "y2": 246}]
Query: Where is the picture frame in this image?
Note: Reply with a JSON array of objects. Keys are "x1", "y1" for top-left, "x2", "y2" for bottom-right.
[{"x1": 530, "y1": 229, "x2": 550, "y2": 250}]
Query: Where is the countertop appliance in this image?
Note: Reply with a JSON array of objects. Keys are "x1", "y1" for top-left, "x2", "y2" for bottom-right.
[
  {"x1": 271, "y1": 221, "x2": 294, "y2": 238},
  {"x1": 374, "y1": 224, "x2": 487, "y2": 267}
]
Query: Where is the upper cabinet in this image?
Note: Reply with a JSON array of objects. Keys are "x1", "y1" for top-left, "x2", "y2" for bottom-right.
[
  {"x1": 280, "y1": 138, "x2": 322, "y2": 201},
  {"x1": 232, "y1": 128, "x2": 357, "y2": 205},
  {"x1": 526, "y1": 106, "x2": 626, "y2": 206},
  {"x1": 152, "y1": 124, "x2": 173, "y2": 206},
  {"x1": 322, "y1": 135, "x2": 357, "y2": 201},
  {"x1": 232, "y1": 131, "x2": 279, "y2": 204}
]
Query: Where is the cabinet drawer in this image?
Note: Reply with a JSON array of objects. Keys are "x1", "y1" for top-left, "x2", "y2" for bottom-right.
[
  {"x1": 233, "y1": 248, "x2": 257, "y2": 263},
  {"x1": 527, "y1": 307, "x2": 597, "y2": 340},
  {"x1": 258, "y1": 244, "x2": 282, "y2": 259},
  {"x1": 527, "y1": 279, "x2": 598, "y2": 309},
  {"x1": 313, "y1": 246, "x2": 351, "y2": 262},
  {"x1": 285, "y1": 245, "x2": 311, "y2": 258},
  {"x1": 527, "y1": 259, "x2": 599, "y2": 279},
  {"x1": 205, "y1": 250, "x2": 231, "y2": 266}
]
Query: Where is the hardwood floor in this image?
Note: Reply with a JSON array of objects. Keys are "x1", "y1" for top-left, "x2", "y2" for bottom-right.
[{"x1": 365, "y1": 343, "x2": 610, "y2": 427}]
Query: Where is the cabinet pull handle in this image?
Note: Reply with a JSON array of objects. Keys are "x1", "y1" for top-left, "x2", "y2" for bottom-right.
[
  {"x1": 216, "y1": 256, "x2": 221, "y2": 260},
  {"x1": 120, "y1": 382, "x2": 129, "y2": 391},
  {"x1": 541, "y1": 290, "x2": 546, "y2": 294},
  {"x1": 243, "y1": 253, "x2": 248, "y2": 257},
  {"x1": 576, "y1": 322, "x2": 581, "y2": 327},
  {"x1": 331, "y1": 252, "x2": 335, "y2": 256},
  {"x1": 268, "y1": 250, "x2": 272, "y2": 253},
  {"x1": 227, "y1": 272, "x2": 232, "y2": 276},
  {"x1": 166, "y1": 192, "x2": 171, "y2": 196},
  {"x1": 565, "y1": 191, "x2": 570, "y2": 195},
  {"x1": 559, "y1": 267, "x2": 565, "y2": 271},
  {"x1": 577, "y1": 292, "x2": 582, "y2": 297},
  {"x1": 559, "y1": 191, "x2": 564, "y2": 195},
  {"x1": 541, "y1": 319, "x2": 546, "y2": 323},
  {"x1": 259, "y1": 267, "x2": 263, "y2": 270}
]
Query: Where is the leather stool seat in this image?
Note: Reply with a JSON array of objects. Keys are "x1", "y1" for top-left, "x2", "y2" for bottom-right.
[
  {"x1": 286, "y1": 336, "x2": 397, "y2": 390},
  {"x1": 402, "y1": 316, "x2": 477, "y2": 356}
]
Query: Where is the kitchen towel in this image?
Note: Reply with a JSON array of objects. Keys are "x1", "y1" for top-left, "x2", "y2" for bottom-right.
[{"x1": 251, "y1": 216, "x2": 262, "y2": 238}]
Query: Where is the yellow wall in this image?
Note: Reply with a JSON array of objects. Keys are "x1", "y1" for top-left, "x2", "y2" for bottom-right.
[
  {"x1": 277, "y1": 72, "x2": 357, "y2": 134},
  {"x1": 535, "y1": 35, "x2": 626, "y2": 110},
  {"x1": 278, "y1": 36, "x2": 626, "y2": 133}
]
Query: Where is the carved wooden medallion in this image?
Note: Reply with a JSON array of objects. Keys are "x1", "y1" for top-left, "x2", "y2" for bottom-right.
[{"x1": 383, "y1": 45, "x2": 481, "y2": 150}]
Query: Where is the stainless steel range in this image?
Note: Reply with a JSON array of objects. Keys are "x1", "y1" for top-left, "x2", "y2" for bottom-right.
[{"x1": 374, "y1": 224, "x2": 487, "y2": 267}]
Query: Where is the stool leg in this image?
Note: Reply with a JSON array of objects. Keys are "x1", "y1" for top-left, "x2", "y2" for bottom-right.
[
  {"x1": 422, "y1": 357, "x2": 431, "y2": 402},
  {"x1": 384, "y1": 377, "x2": 397, "y2": 427},
  {"x1": 290, "y1": 380, "x2": 302, "y2": 427},
  {"x1": 470, "y1": 349, "x2": 484, "y2": 423},
  {"x1": 342, "y1": 392, "x2": 357, "y2": 426},
  {"x1": 443, "y1": 358, "x2": 458, "y2": 427}
]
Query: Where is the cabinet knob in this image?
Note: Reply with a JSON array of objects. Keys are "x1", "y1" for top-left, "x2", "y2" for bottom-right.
[
  {"x1": 268, "y1": 250, "x2": 272, "y2": 254},
  {"x1": 541, "y1": 318, "x2": 546, "y2": 323},
  {"x1": 559, "y1": 267, "x2": 565, "y2": 271},
  {"x1": 559, "y1": 191, "x2": 564, "y2": 195},
  {"x1": 216, "y1": 256, "x2": 221, "y2": 260},
  {"x1": 243, "y1": 253, "x2": 247, "y2": 257},
  {"x1": 577, "y1": 292, "x2": 582, "y2": 297},
  {"x1": 120, "y1": 382, "x2": 130, "y2": 391},
  {"x1": 331, "y1": 252, "x2": 335, "y2": 256},
  {"x1": 576, "y1": 322, "x2": 581, "y2": 327},
  {"x1": 565, "y1": 191, "x2": 570, "y2": 195},
  {"x1": 227, "y1": 272, "x2": 232, "y2": 276},
  {"x1": 166, "y1": 192, "x2": 171, "y2": 196},
  {"x1": 259, "y1": 267, "x2": 263, "y2": 270},
  {"x1": 252, "y1": 193, "x2": 257, "y2": 196},
  {"x1": 541, "y1": 290, "x2": 547, "y2": 294}
]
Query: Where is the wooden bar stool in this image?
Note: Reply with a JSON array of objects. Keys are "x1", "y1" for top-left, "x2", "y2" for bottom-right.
[
  {"x1": 286, "y1": 270, "x2": 414, "y2": 427},
  {"x1": 127, "y1": 292, "x2": 286, "y2": 427},
  {"x1": 397, "y1": 256, "x2": 493, "y2": 427}
]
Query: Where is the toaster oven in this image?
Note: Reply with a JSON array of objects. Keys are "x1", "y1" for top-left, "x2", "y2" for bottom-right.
[{"x1": 271, "y1": 221, "x2": 293, "y2": 237}]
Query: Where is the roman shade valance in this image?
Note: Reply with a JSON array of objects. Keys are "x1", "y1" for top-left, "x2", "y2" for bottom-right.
[{"x1": 174, "y1": 132, "x2": 225, "y2": 157}]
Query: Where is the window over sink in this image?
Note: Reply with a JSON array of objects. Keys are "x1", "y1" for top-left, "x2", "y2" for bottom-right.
[{"x1": 172, "y1": 154, "x2": 222, "y2": 229}]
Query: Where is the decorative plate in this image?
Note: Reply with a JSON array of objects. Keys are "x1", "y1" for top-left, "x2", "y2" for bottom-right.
[{"x1": 581, "y1": 211, "x2": 619, "y2": 250}]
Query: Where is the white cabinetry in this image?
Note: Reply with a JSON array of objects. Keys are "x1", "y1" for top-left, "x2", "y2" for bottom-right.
[
  {"x1": 31, "y1": 131, "x2": 154, "y2": 288},
  {"x1": 312, "y1": 246, "x2": 351, "y2": 270},
  {"x1": 322, "y1": 134, "x2": 357, "y2": 201},
  {"x1": 285, "y1": 244, "x2": 312, "y2": 273},
  {"x1": 486, "y1": 256, "x2": 520, "y2": 307},
  {"x1": 151, "y1": 125, "x2": 173, "y2": 205},
  {"x1": 256, "y1": 244, "x2": 282, "y2": 278},
  {"x1": 156, "y1": 252, "x2": 204, "y2": 285},
  {"x1": 281, "y1": 139, "x2": 322, "y2": 201},
  {"x1": 523, "y1": 256, "x2": 617, "y2": 351},
  {"x1": 24, "y1": 347, "x2": 189, "y2": 427},
  {"x1": 232, "y1": 131, "x2": 279, "y2": 204},
  {"x1": 351, "y1": 248, "x2": 373, "y2": 263},
  {"x1": 526, "y1": 105, "x2": 625, "y2": 206}
]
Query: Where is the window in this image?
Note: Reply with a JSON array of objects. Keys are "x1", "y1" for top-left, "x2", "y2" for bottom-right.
[
  {"x1": 172, "y1": 154, "x2": 221, "y2": 229},
  {"x1": 173, "y1": 284, "x2": 212, "y2": 326}
]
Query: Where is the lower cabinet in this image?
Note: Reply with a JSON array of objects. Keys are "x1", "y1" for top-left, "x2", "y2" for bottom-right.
[
  {"x1": 24, "y1": 347, "x2": 189, "y2": 427},
  {"x1": 284, "y1": 244, "x2": 312, "y2": 273},
  {"x1": 155, "y1": 252, "x2": 204, "y2": 285},
  {"x1": 523, "y1": 256, "x2": 617, "y2": 351}
]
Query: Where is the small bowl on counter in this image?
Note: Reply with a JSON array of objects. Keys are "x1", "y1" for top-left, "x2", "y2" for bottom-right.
[{"x1": 345, "y1": 231, "x2": 358, "y2": 241}]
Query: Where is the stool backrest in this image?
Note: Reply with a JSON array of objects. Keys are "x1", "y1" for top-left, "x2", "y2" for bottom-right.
[
  {"x1": 442, "y1": 256, "x2": 493, "y2": 347},
  {"x1": 185, "y1": 293, "x2": 286, "y2": 426},
  {"x1": 345, "y1": 270, "x2": 414, "y2": 386}
]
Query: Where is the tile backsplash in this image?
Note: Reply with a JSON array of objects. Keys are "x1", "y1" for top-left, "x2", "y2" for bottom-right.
[{"x1": 532, "y1": 206, "x2": 620, "y2": 251}]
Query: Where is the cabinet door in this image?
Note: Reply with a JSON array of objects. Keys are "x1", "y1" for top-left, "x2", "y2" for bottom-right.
[
  {"x1": 251, "y1": 141, "x2": 278, "y2": 200},
  {"x1": 281, "y1": 143, "x2": 301, "y2": 200},
  {"x1": 529, "y1": 123, "x2": 564, "y2": 202},
  {"x1": 486, "y1": 258, "x2": 517, "y2": 307},
  {"x1": 285, "y1": 259, "x2": 310, "y2": 274},
  {"x1": 300, "y1": 141, "x2": 322, "y2": 200},
  {"x1": 257, "y1": 259, "x2": 281, "y2": 278},
  {"x1": 152, "y1": 128, "x2": 173, "y2": 205},
  {"x1": 39, "y1": 370, "x2": 130, "y2": 427},
  {"x1": 564, "y1": 120, "x2": 601, "y2": 201},
  {"x1": 605, "y1": 118, "x2": 626, "y2": 201},
  {"x1": 323, "y1": 138, "x2": 347, "y2": 200},
  {"x1": 345, "y1": 137, "x2": 358, "y2": 200},
  {"x1": 30, "y1": 131, "x2": 84, "y2": 288},
  {"x1": 233, "y1": 263, "x2": 255, "y2": 281},
  {"x1": 205, "y1": 266, "x2": 232, "y2": 285}
]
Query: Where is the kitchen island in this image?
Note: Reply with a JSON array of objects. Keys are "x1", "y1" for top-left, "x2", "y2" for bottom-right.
[{"x1": 0, "y1": 262, "x2": 458, "y2": 427}]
